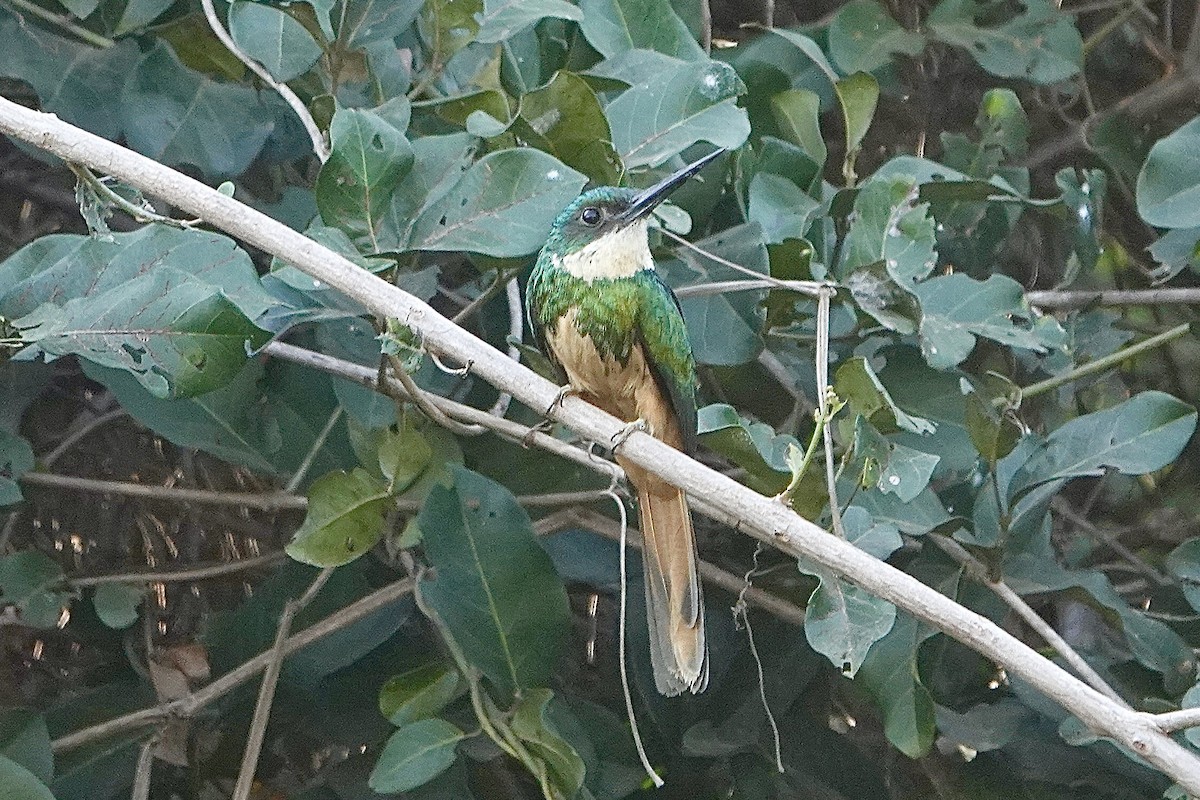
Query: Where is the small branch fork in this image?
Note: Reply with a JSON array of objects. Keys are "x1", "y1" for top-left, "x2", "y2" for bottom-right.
[{"x1": 6, "y1": 100, "x2": 1200, "y2": 793}]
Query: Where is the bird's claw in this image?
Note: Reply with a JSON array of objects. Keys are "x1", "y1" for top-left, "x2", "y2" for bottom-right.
[
  {"x1": 610, "y1": 418, "x2": 648, "y2": 451},
  {"x1": 545, "y1": 384, "x2": 576, "y2": 416}
]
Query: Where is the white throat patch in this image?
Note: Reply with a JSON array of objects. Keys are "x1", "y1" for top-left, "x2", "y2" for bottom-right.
[{"x1": 555, "y1": 220, "x2": 653, "y2": 282}]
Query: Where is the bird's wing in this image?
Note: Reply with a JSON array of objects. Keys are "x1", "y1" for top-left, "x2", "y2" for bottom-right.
[{"x1": 635, "y1": 270, "x2": 698, "y2": 454}]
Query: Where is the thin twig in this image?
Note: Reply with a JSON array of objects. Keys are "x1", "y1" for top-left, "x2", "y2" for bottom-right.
[
  {"x1": 931, "y1": 535, "x2": 1129, "y2": 706},
  {"x1": 484, "y1": 276, "x2": 521, "y2": 420},
  {"x1": 735, "y1": 543, "x2": 784, "y2": 773},
  {"x1": 52, "y1": 577, "x2": 415, "y2": 753},
  {"x1": 69, "y1": 164, "x2": 201, "y2": 228},
  {"x1": 0, "y1": 0, "x2": 115, "y2": 47},
  {"x1": 70, "y1": 552, "x2": 286, "y2": 587},
  {"x1": 232, "y1": 567, "x2": 334, "y2": 800},
  {"x1": 1153, "y1": 706, "x2": 1200, "y2": 732},
  {"x1": 197, "y1": 0, "x2": 329, "y2": 162},
  {"x1": 815, "y1": 287, "x2": 844, "y2": 537},
  {"x1": 21, "y1": 472, "x2": 306, "y2": 510},
  {"x1": 40, "y1": 407, "x2": 127, "y2": 467},
  {"x1": 674, "y1": 278, "x2": 825, "y2": 298},
  {"x1": 1014, "y1": 323, "x2": 1190, "y2": 403},
  {"x1": 1026, "y1": 288, "x2": 1200, "y2": 308},
  {"x1": 131, "y1": 731, "x2": 160, "y2": 800},
  {"x1": 1051, "y1": 499, "x2": 1174, "y2": 587},
  {"x1": 660, "y1": 229, "x2": 825, "y2": 295},
  {"x1": 388, "y1": 357, "x2": 489, "y2": 436},
  {"x1": 285, "y1": 407, "x2": 343, "y2": 492}
]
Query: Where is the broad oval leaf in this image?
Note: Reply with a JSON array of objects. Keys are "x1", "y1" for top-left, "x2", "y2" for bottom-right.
[
  {"x1": 697, "y1": 403, "x2": 794, "y2": 493},
  {"x1": 14, "y1": 269, "x2": 271, "y2": 400},
  {"x1": 0, "y1": 552, "x2": 70, "y2": 629},
  {"x1": 379, "y1": 664, "x2": 462, "y2": 726},
  {"x1": 511, "y1": 689, "x2": 586, "y2": 799},
  {"x1": 607, "y1": 59, "x2": 750, "y2": 169},
  {"x1": 829, "y1": 0, "x2": 926, "y2": 74},
  {"x1": 419, "y1": 466, "x2": 570, "y2": 697},
  {"x1": 0, "y1": 753, "x2": 57, "y2": 800},
  {"x1": 1137, "y1": 115, "x2": 1200, "y2": 230},
  {"x1": 579, "y1": 0, "x2": 704, "y2": 61},
  {"x1": 407, "y1": 149, "x2": 586, "y2": 257},
  {"x1": 228, "y1": 1, "x2": 321, "y2": 82},
  {"x1": 914, "y1": 274, "x2": 1048, "y2": 370},
  {"x1": 1167, "y1": 539, "x2": 1200, "y2": 615},
  {"x1": 1012, "y1": 391, "x2": 1197, "y2": 494},
  {"x1": 0, "y1": 710, "x2": 53, "y2": 783},
  {"x1": 475, "y1": 0, "x2": 582, "y2": 43},
  {"x1": 835, "y1": 356, "x2": 936, "y2": 435},
  {"x1": 927, "y1": 0, "x2": 1082, "y2": 85},
  {"x1": 797, "y1": 559, "x2": 896, "y2": 676},
  {"x1": 317, "y1": 108, "x2": 415, "y2": 254},
  {"x1": 286, "y1": 468, "x2": 391, "y2": 566},
  {"x1": 368, "y1": 718, "x2": 464, "y2": 794},
  {"x1": 92, "y1": 583, "x2": 143, "y2": 629}
]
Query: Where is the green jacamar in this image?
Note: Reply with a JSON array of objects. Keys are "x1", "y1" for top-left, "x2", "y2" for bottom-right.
[{"x1": 526, "y1": 149, "x2": 722, "y2": 695}]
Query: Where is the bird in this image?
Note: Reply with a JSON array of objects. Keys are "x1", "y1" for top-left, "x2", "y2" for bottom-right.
[{"x1": 526, "y1": 149, "x2": 723, "y2": 695}]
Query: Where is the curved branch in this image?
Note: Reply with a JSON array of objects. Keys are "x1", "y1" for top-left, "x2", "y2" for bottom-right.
[{"x1": 4, "y1": 98, "x2": 1200, "y2": 793}]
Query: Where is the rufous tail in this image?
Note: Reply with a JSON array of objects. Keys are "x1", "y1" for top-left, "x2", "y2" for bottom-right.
[{"x1": 629, "y1": 469, "x2": 708, "y2": 695}]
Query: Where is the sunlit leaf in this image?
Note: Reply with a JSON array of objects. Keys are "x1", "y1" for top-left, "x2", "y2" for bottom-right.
[{"x1": 286, "y1": 468, "x2": 391, "y2": 566}]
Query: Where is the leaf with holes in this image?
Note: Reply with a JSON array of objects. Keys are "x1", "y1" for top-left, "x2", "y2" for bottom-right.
[
  {"x1": 286, "y1": 468, "x2": 391, "y2": 566},
  {"x1": 798, "y1": 558, "x2": 896, "y2": 677},
  {"x1": 927, "y1": 0, "x2": 1082, "y2": 85},
  {"x1": 404, "y1": 149, "x2": 586, "y2": 257},
  {"x1": 914, "y1": 274, "x2": 1047, "y2": 369},
  {"x1": 14, "y1": 268, "x2": 271, "y2": 399},
  {"x1": 607, "y1": 59, "x2": 749, "y2": 168}
]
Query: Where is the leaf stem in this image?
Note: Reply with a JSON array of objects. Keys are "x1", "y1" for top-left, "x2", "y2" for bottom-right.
[{"x1": 1012, "y1": 323, "x2": 1190, "y2": 404}]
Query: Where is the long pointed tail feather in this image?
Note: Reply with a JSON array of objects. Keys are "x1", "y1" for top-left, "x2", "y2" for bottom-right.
[{"x1": 631, "y1": 472, "x2": 707, "y2": 696}]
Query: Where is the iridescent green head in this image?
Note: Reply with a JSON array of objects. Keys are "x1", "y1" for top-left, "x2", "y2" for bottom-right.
[{"x1": 542, "y1": 149, "x2": 724, "y2": 258}]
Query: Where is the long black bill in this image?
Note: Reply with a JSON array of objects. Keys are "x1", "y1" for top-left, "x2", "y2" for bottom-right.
[{"x1": 617, "y1": 148, "x2": 725, "y2": 223}]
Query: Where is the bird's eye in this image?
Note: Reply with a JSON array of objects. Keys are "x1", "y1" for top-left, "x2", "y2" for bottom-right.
[{"x1": 580, "y1": 207, "x2": 601, "y2": 226}]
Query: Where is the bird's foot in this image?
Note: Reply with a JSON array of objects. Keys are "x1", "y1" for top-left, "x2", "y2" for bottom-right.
[
  {"x1": 610, "y1": 418, "x2": 648, "y2": 451},
  {"x1": 545, "y1": 384, "x2": 577, "y2": 416}
]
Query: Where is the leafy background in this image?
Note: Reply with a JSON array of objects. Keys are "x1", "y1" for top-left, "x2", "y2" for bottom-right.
[{"x1": 2, "y1": 0, "x2": 1200, "y2": 798}]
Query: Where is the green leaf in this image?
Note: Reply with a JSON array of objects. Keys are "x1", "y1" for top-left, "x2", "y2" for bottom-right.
[
  {"x1": 0, "y1": 431, "x2": 34, "y2": 507},
  {"x1": 768, "y1": 89, "x2": 827, "y2": 171},
  {"x1": 316, "y1": 108, "x2": 415, "y2": 253},
  {"x1": 0, "y1": 552, "x2": 70, "y2": 629},
  {"x1": 379, "y1": 664, "x2": 462, "y2": 726},
  {"x1": 92, "y1": 583, "x2": 142, "y2": 629},
  {"x1": 378, "y1": 421, "x2": 433, "y2": 493},
  {"x1": 1056, "y1": 168, "x2": 1105, "y2": 270},
  {"x1": 879, "y1": 443, "x2": 940, "y2": 503},
  {"x1": 1012, "y1": 391, "x2": 1197, "y2": 494},
  {"x1": 339, "y1": 0, "x2": 422, "y2": 47},
  {"x1": 513, "y1": 71, "x2": 623, "y2": 185},
  {"x1": 0, "y1": 754, "x2": 57, "y2": 800},
  {"x1": 798, "y1": 559, "x2": 896, "y2": 676},
  {"x1": 927, "y1": 0, "x2": 1082, "y2": 85},
  {"x1": 607, "y1": 58, "x2": 750, "y2": 168},
  {"x1": 14, "y1": 269, "x2": 271, "y2": 400},
  {"x1": 418, "y1": 0, "x2": 482, "y2": 68},
  {"x1": 0, "y1": 710, "x2": 53, "y2": 784},
  {"x1": 839, "y1": 177, "x2": 936, "y2": 287},
  {"x1": 113, "y1": 0, "x2": 175, "y2": 33},
  {"x1": 511, "y1": 689, "x2": 586, "y2": 799},
  {"x1": 0, "y1": 9, "x2": 139, "y2": 141},
  {"x1": 835, "y1": 356, "x2": 936, "y2": 435},
  {"x1": 747, "y1": 172, "x2": 819, "y2": 244},
  {"x1": 857, "y1": 612, "x2": 935, "y2": 757},
  {"x1": 369, "y1": 719, "x2": 464, "y2": 794},
  {"x1": 54, "y1": 0, "x2": 98, "y2": 19},
  {"x1": 844, "y1": 260, "x2": 920, "y2": 334},
  {"x1": 828, "y1": 1, "x2": 925, "y2": 74},
  {"x1": 229, "y1": 1, "x2": 323, "y2": 82},
  {"x1": 763, "y1": 28, "x2": 839, "y2": 86},
  {"x1": 835, "y1": 72, "x2": 878, "y2": 183},
  {"x1": 661, "y1": 223, "x2": 769, "y2": 365},
  {"x1": 475, "y1": 0, "x2": 582, "y2": 43},
  {"x1": 1148, "y1": 226, "x2": 1200, "y2": 283},
  {"x1": 419, "y1": 466, "x2": 570, "y2": 697},
  {"x1": 842, "y1": 506, "x2": 903, "y2": 560},
  {"x1": 579, "y1": 0, "x2": 705, "y2": 61},
  {"x1": 1137, "y1": 115, "x2": 1200, "y2": 230},
  {"x1": 914, "y1": 274, "x2": 1047, "y2": 369},
  {"x1": 0, "y1": 227, "x2": 272, "y2": 323},
  {"x1": 965, "y1": 391, "x2": 1020, "y2": 464},
  {"x1": 122, "y1": 44, "x2": 277, "y2": 178},
  {"x1": 286, "y1": 468, "x2": 391, "y2": 566},
  {"x1": 404, "y1": 149, "x2": 587, "y2": 257},
  {"x1": 697, "y1": 403, "x2": 795, "y2": 493}
]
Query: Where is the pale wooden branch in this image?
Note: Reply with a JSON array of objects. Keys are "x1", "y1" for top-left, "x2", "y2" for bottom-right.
[
  {"x1": 1026, "y1": 287, "x2": 1200, "y2": 308},
  {"x1": 5, "y1": 98, "x2": 1200, "y2": 793}
]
